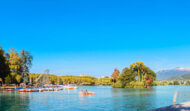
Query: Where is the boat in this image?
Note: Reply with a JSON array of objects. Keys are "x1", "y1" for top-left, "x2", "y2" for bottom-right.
[
  {"x1": 18, "y1": 88, "x2": 43, "y2": 92},
  {"x1": 79, "y1": 91, "x2": 95, "y2": 96},
  {"x1": 63, "y1": 84, "x2": 78, "y2": 89},
  {"x1": 85, "y1": 92, "x2": 95, "y2": 95},
  {"x1": 43, "y1": 87, "x2": 54, "y2": 91},
  {"x1": 4, "y1": 89, "x2": 15, "y2": 91}
]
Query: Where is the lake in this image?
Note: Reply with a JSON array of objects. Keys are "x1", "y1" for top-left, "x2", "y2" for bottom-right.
[{"x1": 1, "y1": 86, "x2": 190, "y2": 111}]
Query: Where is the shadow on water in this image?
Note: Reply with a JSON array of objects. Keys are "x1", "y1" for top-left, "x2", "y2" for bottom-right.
[
  {"x1": 111, "y1": 88, "x2": 157, "y2": 111},
  {"x1": 0, "y1": 91, "x2": 30, "y2": 111}
]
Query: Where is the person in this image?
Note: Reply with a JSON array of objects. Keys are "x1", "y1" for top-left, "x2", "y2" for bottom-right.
[
  {"x1": 79, "y1": 90, "x2": 85, "y2": 95},
  {"x1": 85, "y1": 89, "x2": 88, "y2": 94}
]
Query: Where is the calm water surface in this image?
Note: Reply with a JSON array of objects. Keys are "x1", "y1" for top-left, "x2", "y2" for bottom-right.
[{"x1": 1, "y1": 86, "x2": 190, "y2": 111}]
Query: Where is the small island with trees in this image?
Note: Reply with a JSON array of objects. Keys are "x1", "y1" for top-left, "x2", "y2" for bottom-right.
[{"x1": 111, "y1": 61, "x2": 156, "y2": 88}]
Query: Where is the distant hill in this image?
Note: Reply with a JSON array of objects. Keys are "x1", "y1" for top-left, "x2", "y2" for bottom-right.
[
  {"x1": 157, "y1": 67, "x2": 190, "y2": 80},
  {"x1": 166, "y1": 73, "x2": 190, "y2": 80}
]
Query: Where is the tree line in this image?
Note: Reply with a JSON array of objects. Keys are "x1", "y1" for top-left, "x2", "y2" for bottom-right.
[
  {"x1": 29, "y1": 73, "x2": 111, "y2": 86},
  {"x1": 0, "y1": 46, "x2": 111, "y2": 86},
  {"x1": 0, "y1": 46, "x2": 32, "y2": 84},
  {"x1": 154, "y1": 80, "x2": 190, "y2": 85}
]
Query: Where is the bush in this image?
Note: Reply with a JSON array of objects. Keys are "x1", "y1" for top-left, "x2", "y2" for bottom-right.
[
  {"x1": 5, "y1": 75, "x2": 11, "y2": 84},
  {"x1": 173, "y1": 80, "x2": 180, "y2": 85},
  {"x1": 129, "y1": 81, "x2": 145, "y2": 88},
  {"x1": 112, "y1": 81, "x2": 123, "y2": 88},
  {"x1": 152, "y1": 81, "x2": 158, "y2": 86}
]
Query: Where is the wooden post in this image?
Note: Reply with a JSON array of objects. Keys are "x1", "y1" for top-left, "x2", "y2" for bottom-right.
[{"x1": 173, "y1": 91, "x2": 178, "y2": 105}]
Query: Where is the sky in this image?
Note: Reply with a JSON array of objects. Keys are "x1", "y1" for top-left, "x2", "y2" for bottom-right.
[{"x1": 1, "y1": 0, "x2": 190, "y2": 77}]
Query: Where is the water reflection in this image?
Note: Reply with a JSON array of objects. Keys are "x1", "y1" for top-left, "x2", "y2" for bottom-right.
[
  {"x1": 0, "y1": 91, "x2": 30, "y2": 111},
  {"x1": 111, "y1": 88, "x2": 157, "y2": 111}
]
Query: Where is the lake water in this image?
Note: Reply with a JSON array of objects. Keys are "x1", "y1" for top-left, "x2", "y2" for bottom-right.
[{"x1": 1, "y1": 86, "x2": 190, "y2": 111}]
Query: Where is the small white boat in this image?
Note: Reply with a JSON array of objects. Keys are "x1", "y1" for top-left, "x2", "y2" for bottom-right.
[
  {"x1": 63, "y1": 84, "x2": 78, "y2": 89},
  {"x1": 43, "y1": 87, "x2": 54, "y2": 91}
]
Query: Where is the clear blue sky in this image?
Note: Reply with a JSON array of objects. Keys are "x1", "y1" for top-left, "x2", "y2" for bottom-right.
[{"x1": 1, "y1": 0, "x2": 190, "y2": 77}]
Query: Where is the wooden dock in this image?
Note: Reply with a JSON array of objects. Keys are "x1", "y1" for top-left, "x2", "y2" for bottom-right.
[{"x1": 152, "y1": 102, "x2": 190, "y2": 111}]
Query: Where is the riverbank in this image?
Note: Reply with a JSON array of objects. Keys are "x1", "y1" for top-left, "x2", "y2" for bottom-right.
[{"x1": 152, "y1": 102, "x2": 190, "y2": 111}]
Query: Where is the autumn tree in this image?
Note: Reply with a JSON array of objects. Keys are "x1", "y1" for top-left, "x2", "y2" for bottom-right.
[
  {"x1": 8, "y1": 48, "x2": 21, "y2": 83},
  {"x1": 111, "y1": 68, "x2": 120, "y2": 83}
]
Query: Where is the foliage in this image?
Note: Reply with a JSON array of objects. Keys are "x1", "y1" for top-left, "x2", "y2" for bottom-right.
[
  {"x1": 0, "y1": 46, "x2": 10, "y2": 82},
  {"x1": 111, "y1": 68, "x2": 120, "y2": 83},
  {"x1": 119, "y1": 67, "x2": 136, "y2": 88},
  {"x1": 8, "y1": 48, "x2": 21, "y2": 83},
  {"x1": 153, "y1": 80, "x2": 186, "y2": 85},
  {"x1": 5, "y1": 75, "x2": 12, "y2": 84},
  {"x1": 0, "y1": 46, "x2": 33, "y2": 84},
  {"x1": 173, "y1": 80, "x2": 180, "y2": 85},
  {"x1": 112, "y1": 61, "x2": 156, "y2": 88},
  {"x1": 19, "y1": 50, "x2": 33, "y2": 83},
  {"x1": 112, "y1": 80, "x2": 123, "y2": 88},
  {"x1": 129, "y1": 81, "x2": 145, "y2": 88},
  {"x1": 98, "y1": 78, "x2": 111, "y2": 85},
  {"x1": 130, "y1": 61, "x2": 146, "y2": 81},
  {"x1": 16, "y1": 75, "x2": 22, "y2": 83},
  {"x1": 29, "y1": 73, "x2": 103, "y2": 86}
]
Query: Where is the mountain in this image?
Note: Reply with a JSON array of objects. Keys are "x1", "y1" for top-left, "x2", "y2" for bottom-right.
[
  {"x1": 167, "y1": 73, "x2": 190, "y2": 80},
  {"x1": 157, "y1": 67, "x2": 190, "y2": 80}
]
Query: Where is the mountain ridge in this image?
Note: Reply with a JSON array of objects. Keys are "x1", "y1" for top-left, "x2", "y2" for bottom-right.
[{"x1": 157, "y1": 67, "x2": 190, "y2": 80}]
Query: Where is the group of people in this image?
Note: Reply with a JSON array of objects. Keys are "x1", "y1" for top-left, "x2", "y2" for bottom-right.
[
  {"x1": 79, "y1": 89, "x2": 95, "y2": 96},
  {"x1": 79, "y1": 89, "x2": 88, "y2": 95}
]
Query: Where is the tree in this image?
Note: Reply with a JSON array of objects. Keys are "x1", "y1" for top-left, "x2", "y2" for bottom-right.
[
  {"x1": 113, "y1": 61, "x2": 156, "y2": 88},
  {"x1": 8, "y1": 48, "x2": 20, "y2": 83},
  {"x1": 130, "y1": 61, "x2": 146, "y2": 82},
  {"x1": 98, "y1": 78, "x2": 111, "y2": 85},
  {"x1": 173, "y1": 80, "x2": 180, "y2": 85},
  {"x1": 119, "y1": 67, "x2": 136, "y2": 87},
  {"x1": 5, "y1": 75, "x2": 12, "y2": 84},
  {"x1": 111, "y1": 68, "x2": 120, "y2": 83},
  {"x1": 19, "y1": 50, "x2": 33, "y2": 83},
  {"x1": 16, "y1": 75, "x2": 22, "y2": 83},
  {"x1": 0, "y1": 46, "x2": 10, "y2": 82},
  {"x1": 144, "y1": 67, "x2": 156, "y2": 88}
]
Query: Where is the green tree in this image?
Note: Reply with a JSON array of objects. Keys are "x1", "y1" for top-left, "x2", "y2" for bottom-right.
[
  {"x1": 0, "y1": 46, "x2": 10, "y2": 82},
  {"x1": 113, "y1": 61, "x2": 156, "y2": 88},
  {"x1": 119, "y1": 67, "x2": 136, "y2": 87},
  {"x1": 5, "y1": 75, "x2": 12, "y2": 84},
  {"x1": 19, "y1": 49, "x2": 33, "y2": 83},
  {"x1": 130, "y1": 61, "x2": 146, "y2": 82},
  {"x1": 173, "y1": 80, "x2": 180, "y2": 85},
  {"x1": 98, "y1": 78, "x2": 111, "y2": 85}
]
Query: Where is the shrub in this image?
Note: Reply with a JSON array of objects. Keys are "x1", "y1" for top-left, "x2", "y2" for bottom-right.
[
  {"x1": 5, "y1": 75, "x2": 11, "y2": 84},
  {"x1": 112, "y1": 81, "x2": 123, "y2": 88},
  {"x1": 129, "y1": 81, "x2": 145, "y2": 88}
]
